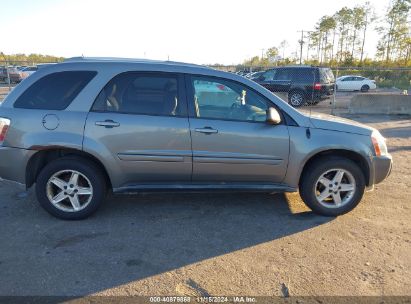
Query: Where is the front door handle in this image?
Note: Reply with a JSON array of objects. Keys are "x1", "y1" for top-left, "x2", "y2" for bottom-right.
[
  {"x1": 95, "y1": 120, "x2": 120, "y2": 128},
  {"x1": 195, "y1": 127, "x2": 218, "y2": 134}
]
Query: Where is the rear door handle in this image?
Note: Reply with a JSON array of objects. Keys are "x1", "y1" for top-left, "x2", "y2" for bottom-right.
[
  {"x1": 95, "y1": 120, "x2": 120, "y2": 128},
  {"x1": 195, "y1": 127, "x2": 218, "y2": 134}
]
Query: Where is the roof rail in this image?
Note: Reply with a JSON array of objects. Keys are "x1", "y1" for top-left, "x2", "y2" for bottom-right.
[{"x1": 61, "y1": 56, "x2": 212, "y2": 70}]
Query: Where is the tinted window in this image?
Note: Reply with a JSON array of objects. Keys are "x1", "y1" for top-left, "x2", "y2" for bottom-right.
[
  {"x1": 354, "y1": 76, "x2": 365, "y2": 81},
  {"x1": 14, "y1": 71, "x2": 96, "y2": 110},
  {"x1": 275, "y1": 69, "x2": 292, "y2": 80},
  {"x1": 292, "y1": 68, "x2": 315, "y2": 82},
  {"x1": 23, "y1": 67, "x2": 37, "y2": 72},
  {"x1": 92, "y1": 73, "x2": 184, "y2": 117},
  {"x1": 261, "y1": 70, "x2": 276, "y2": 81},
  {"x1": 192, "y1": 76, "x2": 269, "y2": 122},
  {"x1": 319, "y1": 68, "x2": 335, "y2": 83}
]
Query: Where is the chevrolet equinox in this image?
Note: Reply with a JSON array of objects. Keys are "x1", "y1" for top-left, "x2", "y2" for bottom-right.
[{"x1": 0, "y1": 58, "x2": 392, "y2": 219}]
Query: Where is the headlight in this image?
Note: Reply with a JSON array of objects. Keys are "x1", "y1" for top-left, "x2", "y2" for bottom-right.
[{"x1": 371, "y1": 130, "x2": 388, "y2": 156}]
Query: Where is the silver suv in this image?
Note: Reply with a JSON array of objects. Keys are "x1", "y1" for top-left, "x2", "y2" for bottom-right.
[{"x1": 0, "y1": 58, "x2": 392, "y2": 219}]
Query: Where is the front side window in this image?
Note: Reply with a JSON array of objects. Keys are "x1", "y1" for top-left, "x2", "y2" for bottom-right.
[
  {"x1": 261, "y1": 70, "x2": 276, "y2": 81},
  {"x1": 92, "y1": 73, "x2": 183, "y2": 117},
  {"x1": 14, "y1": 71, "x2": 97, "y2": 110},
  {"x1": 191, "y1": 77, "x2": 269, "y2": 122}
]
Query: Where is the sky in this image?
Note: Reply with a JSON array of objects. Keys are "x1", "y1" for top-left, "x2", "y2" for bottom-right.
[{"x1": 0, "y1": 0, "x2": 388, "y2": 65}]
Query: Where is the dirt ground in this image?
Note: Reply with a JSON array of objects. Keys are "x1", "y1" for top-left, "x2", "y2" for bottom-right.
[{"x1": 0, "y1": 113, "x2": 410, "y2": 298}]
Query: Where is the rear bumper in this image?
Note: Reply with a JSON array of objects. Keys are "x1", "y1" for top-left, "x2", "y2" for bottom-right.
[
  {"x1": 372, "y1": 154, "x2": 393, "y2": 185},
  {"x1": 0, "y1": 146, "x2": 35, "y2": 185}
]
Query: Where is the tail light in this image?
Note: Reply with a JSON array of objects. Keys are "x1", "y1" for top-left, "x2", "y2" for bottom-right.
[
  {"x1": 313, "y1": 83, "x2": 322, "y2": 90},
  {"x1": 0, "y1": 118, "x2": 10, "y2": 144}
]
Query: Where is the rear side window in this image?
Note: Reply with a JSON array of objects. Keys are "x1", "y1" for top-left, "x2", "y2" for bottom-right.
[
  {"x1": 319, "y1": 68, "x2": 335, "y2": 83},
  {"x1": 292, "y1": 68, "x2": 315, "y2": 82},
  {"x1": 275, "y1": 69, "x2": 292, "y2": 80},
  {"x1": 92, "y1": 72, "x2": 185, "y2": 117},
  {"x1": 14, "y1": 71, "x2": 97, "y2": 110}
]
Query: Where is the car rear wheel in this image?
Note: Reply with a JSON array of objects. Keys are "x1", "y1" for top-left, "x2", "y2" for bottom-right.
[
  {"x1": 361, "y1": 85, "x2": 370, "y2": 92},
  {"x1": 288, "y1": 91, "x2": 306, "y2": 107},
  {"x1": 35, "y1": 157, "x2": 107, "y2": 220},
  {"x1": 299, "y1": 157, "x2": 365, "y2": 216}
]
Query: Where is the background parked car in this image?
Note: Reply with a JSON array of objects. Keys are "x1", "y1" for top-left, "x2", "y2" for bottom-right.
[
  {"x1": 336, "y1": 75, "x2": 377, "y2": 92},
  {"x1": 0, "y1": 67, "x2": 24, "y2": 83},
  {"x1": 249, "y1": 71, "x2": 265, "y2": 80},
  {"x1": 253, "y1": 65, "x2": 335, "y2": 107}
]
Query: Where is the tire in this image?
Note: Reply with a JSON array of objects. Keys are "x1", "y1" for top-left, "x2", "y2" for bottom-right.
[
  {"x1": 361, "y1": 85, "x2": 370, "y2": 92},
  {"x1": 288, "y1": 91, "x2": 306, "y2": 107},
  {"x1": 299, "y1": 157, "x2": 366, "y2": 216},
  {"x1": 35, "y1": 157, "x2": 107, "y2": 220}
]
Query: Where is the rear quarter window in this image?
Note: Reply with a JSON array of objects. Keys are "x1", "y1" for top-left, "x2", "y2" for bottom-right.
[
  {"x1": 292, "y1": 69, "x2": 315, "y2": 82},
  {"x1": 14, "y1": 71, "x2": 97, "y2": 110},
  {"x1": 319, "y1": 68, "x2": 335, "y2": 83}
]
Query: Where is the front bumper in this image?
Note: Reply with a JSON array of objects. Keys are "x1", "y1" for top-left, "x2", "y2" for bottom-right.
[
  {"x1": 372, "y1": 154, "x2": 393, "y2": 185},
  {"x1": 0, "y1": 146, "x2": 35, "y2": 185}
]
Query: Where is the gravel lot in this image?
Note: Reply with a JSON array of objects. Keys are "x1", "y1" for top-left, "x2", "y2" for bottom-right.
[
  {"x1": 0, "y1": 113, "x2": 410, "y2": 297},
  {"x1": 0, "y1": 83, "x2": 410, "y2": 298}
]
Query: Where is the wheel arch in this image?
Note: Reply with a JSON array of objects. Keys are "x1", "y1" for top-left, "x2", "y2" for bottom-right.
[
  {"x1": 25, "y1": 148, "x2": 113, "y2": 190},
  {"x1": 298, "y1": 149, "x2": 371, "y2": 187}
]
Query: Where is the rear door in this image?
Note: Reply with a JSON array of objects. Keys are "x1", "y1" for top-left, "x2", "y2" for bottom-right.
[
  {"x1": 186, "y1": 75, "x2": 290, "y2": 183},
  {"x1": 338, "y1": 77, "x2": 353, "y2": 90},
  {"x1": 271, "y1": 68, "x2": 292, "y2": 92},
  {"x1": 83, "y1": 72, "x2": 192, "y2": 187}
]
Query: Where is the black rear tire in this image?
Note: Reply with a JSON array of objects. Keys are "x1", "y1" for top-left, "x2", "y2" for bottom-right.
[
  {"x1": 288, "y1": 91, "x2": 306, "y2": 107},
  {"x1": 361, "y1": 85, "x2": 370, "y2": 92},
  {"x1": 35, "y1": 157, "x2": 107, "y2": 220},
  {"x1": 299, "y1": 157, "x2": 366, "y2": 216}
]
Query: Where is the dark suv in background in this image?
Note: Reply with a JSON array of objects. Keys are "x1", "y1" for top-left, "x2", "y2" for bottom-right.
[{"x1": 254, "y1": 66, "x2": 335, "y2": 107}]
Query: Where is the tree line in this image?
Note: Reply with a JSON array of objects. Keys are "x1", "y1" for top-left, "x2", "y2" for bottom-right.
[
  {"x1": 244, "y1": 0, "x2": 411, "y2": 67},
  {"x1": 0, "y1": 52, "x2": 64, "y2": 65}
]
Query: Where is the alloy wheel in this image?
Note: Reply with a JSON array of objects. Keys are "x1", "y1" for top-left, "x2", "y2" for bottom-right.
[
  {"x1": 46, "y1": 170, "x2": 93, "y2": 212},
  {"x1": 314, "y1": 168, "x2": 356, "y2": 208},
  {"x1": 290, "y1": 92, "x2": 303, "y2": 106}
]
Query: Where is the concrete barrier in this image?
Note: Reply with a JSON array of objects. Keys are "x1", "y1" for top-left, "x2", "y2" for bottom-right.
[{"x1": 349, "y1": 94, "x2": 411, "y2": 115}]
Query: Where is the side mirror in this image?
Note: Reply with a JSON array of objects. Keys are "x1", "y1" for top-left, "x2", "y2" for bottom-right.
[{"x1": 266, "y1": 107, "x2": 282, "y2": 125}]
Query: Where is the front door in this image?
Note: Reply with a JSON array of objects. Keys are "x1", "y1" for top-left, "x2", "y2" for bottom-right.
[
  {"x1": 187, "y1": 75, "x2": 290, "y2": 183},
  {"x1": 83, "y1": 72, "x2": 192, "y2": 188}
]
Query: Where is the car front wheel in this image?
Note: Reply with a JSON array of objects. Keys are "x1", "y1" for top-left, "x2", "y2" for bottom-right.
[
  {"x1": 35, "y1": 157, "x2": 107, "y2": 220},
  {"x1": 299, "y1": 157, "x2": 365, "y2": 216}
]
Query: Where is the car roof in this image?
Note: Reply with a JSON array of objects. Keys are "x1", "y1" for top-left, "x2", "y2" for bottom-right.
[
  {"x1": 63, "y1": 57, "x2": 210, "y2": 70},
  {"x1": 338, "y1": 75, "x2": 363, "y2": 78},
  {"x1": 267, "y1": 65, "x2": 330, "y2": 71}
]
